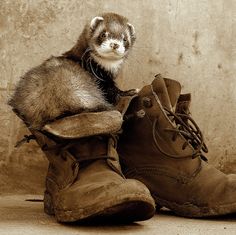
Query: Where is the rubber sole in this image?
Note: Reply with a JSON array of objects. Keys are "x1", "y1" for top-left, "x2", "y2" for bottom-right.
[
  {"x1": 154, "y1": 195, "x2": 236, "y2": 218},
  {"x1": 44, "y1": 192, "x2": 155, "y2": 223}
]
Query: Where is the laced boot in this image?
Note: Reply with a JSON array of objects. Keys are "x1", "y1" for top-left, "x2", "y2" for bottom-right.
[
  {"x1": 118, "y1": 76, "x2": 236, "y2": 217},
  {"x1": 29, "y1": 110, "x2": 155, "y2": 222}
]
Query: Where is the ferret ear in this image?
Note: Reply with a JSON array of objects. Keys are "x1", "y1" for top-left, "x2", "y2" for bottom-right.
[
  {"x1": 127, "y1": 23, "x2": 136, "y2": 38},
  {"x1": 90, "y1": 16, "x2": 104, "y2": 31}
]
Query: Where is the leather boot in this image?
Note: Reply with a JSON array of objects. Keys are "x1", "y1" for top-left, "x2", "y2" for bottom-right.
[
  {"x1": 29, "y1": 110, "x2": 155, "y2": 222},
  {"x1": 118, "y1": 76, "x2": 236, "y2": 217}
]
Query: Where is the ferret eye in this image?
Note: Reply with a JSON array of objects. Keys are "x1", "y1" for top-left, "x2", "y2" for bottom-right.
[{"x1": 123, "y1": 37, "x2": 128, "y2": 42}]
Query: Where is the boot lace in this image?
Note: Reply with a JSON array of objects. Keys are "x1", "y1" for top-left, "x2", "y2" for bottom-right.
[
  {"x1": 151, "y1": 87, "x2": 208, "y2": 160},
  {"x1": 152, "y1": 110, "x2": 208, "y2": 160}
]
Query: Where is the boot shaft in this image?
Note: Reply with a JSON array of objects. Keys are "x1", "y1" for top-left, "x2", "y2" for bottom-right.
[{"x1": 32, "y1": 130, "x2": 79, "y2": 191}]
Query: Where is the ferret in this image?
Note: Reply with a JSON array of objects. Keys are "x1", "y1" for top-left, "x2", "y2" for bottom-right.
[{"x1": 8, "y1": 13, "x2": 136, "y2": 129}]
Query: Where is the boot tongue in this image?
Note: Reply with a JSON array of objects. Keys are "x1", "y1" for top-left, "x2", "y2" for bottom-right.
[
  {"x1": 163, "y1": 77, "x2": 182, "y2": 109},
  {"x1": 151, "y1": 75, "x2": 173, "y2": 111},
  {"x1": 151, "y1": 74, "x2": 181, "y2": 111}
]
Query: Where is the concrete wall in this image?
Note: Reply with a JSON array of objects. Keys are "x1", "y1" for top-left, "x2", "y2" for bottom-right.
[{"x1": 0, "y1": 0, "x2": 235, "y2": 192}]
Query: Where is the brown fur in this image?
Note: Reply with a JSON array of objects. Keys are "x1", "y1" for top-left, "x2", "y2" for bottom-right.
[
  {"x1": 64, "y1": 13, "x2": 135, "y2": 60},
  {"x1": 9, "y1": 57, "x2": 113, "y2": 129},
  {"x1": 9, "y1": 13, "x2": 135, "y2": 129}
]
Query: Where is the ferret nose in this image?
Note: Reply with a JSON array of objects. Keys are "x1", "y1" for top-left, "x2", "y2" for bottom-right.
[{"x1": 110, "y1": 42, "x2": 119, "y2": 50}]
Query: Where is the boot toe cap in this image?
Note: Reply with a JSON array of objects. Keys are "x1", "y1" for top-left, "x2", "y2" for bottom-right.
[{"x1": 54, "y1": 178, "x2": 155, "y2": 222}]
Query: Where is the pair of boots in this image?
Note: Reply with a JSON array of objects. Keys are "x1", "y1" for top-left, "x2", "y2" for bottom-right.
[{"x1": 30, "y1": 75, "x2": 236, "y2": 222}]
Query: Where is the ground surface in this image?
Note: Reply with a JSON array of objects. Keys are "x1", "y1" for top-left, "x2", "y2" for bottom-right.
[{"x1": 1, "y1": 195, "x2": 236, "y2": 235}]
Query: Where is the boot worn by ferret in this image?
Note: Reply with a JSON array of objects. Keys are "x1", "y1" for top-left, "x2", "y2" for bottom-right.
[
  {"x1": 30, "y1": 110, "x2": 155, "y2": 223},
  {"x1": 118, "y1": 75, "x2": 236, "y2": 218}
]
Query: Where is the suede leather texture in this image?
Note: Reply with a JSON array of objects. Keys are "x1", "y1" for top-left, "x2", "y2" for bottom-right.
[{"x1": 118, "y1": 76, "x2": 236, "y2": 217}]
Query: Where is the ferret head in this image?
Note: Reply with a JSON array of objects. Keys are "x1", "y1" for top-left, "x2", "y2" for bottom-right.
[{"x1": 87, "y1": 13, "x2": 136, "y2": 73}]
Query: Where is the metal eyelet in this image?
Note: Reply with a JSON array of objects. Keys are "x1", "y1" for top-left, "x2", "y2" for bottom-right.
[
  {"x1": 136, "y1": 109, "x2": 146, "y2": 118},
  {"x1": 142, "y1": 97, "x2": 153, "y2": 108}
]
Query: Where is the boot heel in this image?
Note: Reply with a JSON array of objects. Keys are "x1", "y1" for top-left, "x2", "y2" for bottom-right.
[{"x1": 44, "y1": 191, "x2": 55, "y2": 215}]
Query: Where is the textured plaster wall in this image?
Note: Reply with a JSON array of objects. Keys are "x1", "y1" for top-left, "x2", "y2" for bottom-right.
[{"x1": 0, "y1": 0, "x2": 235, "y2": 191}]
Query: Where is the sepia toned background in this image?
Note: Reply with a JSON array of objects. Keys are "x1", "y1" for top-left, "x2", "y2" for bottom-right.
[{"x1": 0, "y1": 0, "x2": 235, "y2": 194}]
